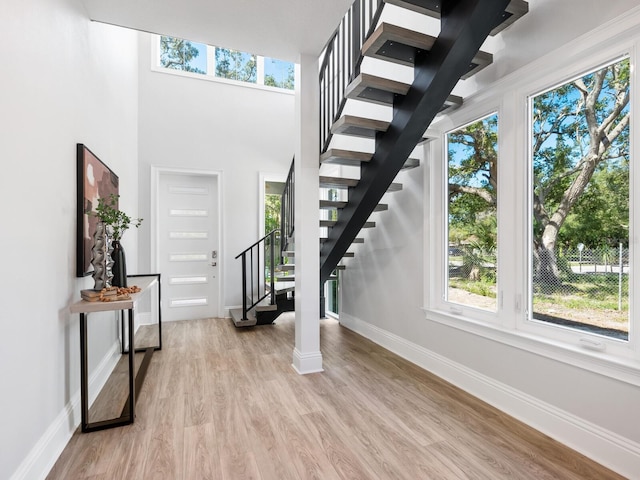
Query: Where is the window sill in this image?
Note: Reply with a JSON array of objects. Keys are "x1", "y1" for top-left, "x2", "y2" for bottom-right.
[
  {"x1": 151, "y1": 65, "x2": 295, "y2": 95},
  {"x1": 423, "y1": 307, "x2": 640, "y2": 387}
]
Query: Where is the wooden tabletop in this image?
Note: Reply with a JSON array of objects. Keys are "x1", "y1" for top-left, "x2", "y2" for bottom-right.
[{"x1": 70, "y1": 275, "x2": 158, "y2": 314}]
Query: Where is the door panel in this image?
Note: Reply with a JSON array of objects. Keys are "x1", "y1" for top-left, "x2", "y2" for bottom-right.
[{"x1": 159, "y1": 173, "x2": 219, "y2": 321}]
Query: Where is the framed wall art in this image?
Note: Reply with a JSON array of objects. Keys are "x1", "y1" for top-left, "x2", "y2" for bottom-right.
[{"x1": 76, "y1": 144, "x2": 119, "y2": 277}]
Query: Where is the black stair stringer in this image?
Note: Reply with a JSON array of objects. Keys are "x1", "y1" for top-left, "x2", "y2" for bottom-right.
[{"x1": 319, "y1": 0, "x2": 510, "y2": 283}]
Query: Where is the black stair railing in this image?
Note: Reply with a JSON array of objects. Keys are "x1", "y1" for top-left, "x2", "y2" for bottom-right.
[
  {"x1": 280, "y1": 158, "x2": 295, "y2": 255},
  {"x1": 319, "y1": 0, "x2": 385, "y2": 153},
  {"x1": 235, "y1": 229, "x2": 280, "y2": 321}
]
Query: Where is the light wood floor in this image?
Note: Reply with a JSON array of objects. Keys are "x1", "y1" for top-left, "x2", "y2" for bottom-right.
[{"x1": 47, "y1": 313, "x2": 625, "y2": 480}]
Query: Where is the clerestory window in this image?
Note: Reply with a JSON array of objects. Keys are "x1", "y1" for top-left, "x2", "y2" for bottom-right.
[{"x1": 156, "y1": 36, "x2": 295, "y2": 91}]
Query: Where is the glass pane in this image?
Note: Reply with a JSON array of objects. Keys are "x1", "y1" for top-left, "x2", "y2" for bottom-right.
[
  {"x1": 215, "y1": 47, "x2": 257, "y2": 83},
  {"x1": 327, "y1": 279, "x2": 339, "y2": 314},
  {"x1": 446, "y1": 113, "x2": 498, "y2": 311},
  {"x1": 159, "y1": 36, "x2": 207, "y2": 74},
  {"x1": 530, "y1": 57, "x2": 630, "y2": 340},
  {"x1": 264, "y1": 58, "x2": 295, "y2": 90}
]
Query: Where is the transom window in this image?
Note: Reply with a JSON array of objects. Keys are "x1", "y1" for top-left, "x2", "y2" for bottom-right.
[{"x1": 157, "y1": 36, "x2": 295, "y2": 91}]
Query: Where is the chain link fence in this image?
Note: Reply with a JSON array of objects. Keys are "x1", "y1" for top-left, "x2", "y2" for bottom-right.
[
  {"x1": 448, "y1": 244, "x2": 629, "y2": 338},
  {"x1": 533, "y1": 244, "x2": 628, "y2": 338}
]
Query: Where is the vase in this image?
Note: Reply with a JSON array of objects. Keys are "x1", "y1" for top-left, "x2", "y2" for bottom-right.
[
  {"x1": 111, "y1": 240, "x2": 127, "y2": 287},
  {"x1": 90, "y1": 222, "x2": 114, "y2": 290}
]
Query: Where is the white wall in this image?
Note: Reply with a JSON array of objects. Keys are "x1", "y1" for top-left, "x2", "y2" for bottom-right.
[
  {"x1": 340, "y1": 1, "x2": 640, "y2": 477},
  {"x1": 136, "y1": 33, "x2": 295, "y2": 311},
  {"x1": 0, "y1": 0, "x2": 139, "y2": 478}
]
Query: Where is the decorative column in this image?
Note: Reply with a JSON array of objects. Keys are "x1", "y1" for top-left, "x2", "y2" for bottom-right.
[{"x1": 292, "y1": 53, "x2": 323, "y2": 374}]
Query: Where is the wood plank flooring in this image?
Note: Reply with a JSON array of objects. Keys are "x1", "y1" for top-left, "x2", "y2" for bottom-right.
[{"x1": 46, "y1": 313, "x2": 624, "y2": 480}]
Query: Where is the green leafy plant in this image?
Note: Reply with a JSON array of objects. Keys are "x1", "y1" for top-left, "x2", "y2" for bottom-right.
[{"x1": 93, "y1": 194, "x2": 142, "y2": 241}]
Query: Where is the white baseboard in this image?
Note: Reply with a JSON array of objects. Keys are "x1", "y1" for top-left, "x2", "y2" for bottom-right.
[
  {"x1": 10, "y1": 341, "x2": 121, "y2": 480},
  {"x1": 292, "y1": 348, "x2": 324, "y2": 375},
  {"x1": 339, "y1": 313, "x2": 640, "y2": 479}
]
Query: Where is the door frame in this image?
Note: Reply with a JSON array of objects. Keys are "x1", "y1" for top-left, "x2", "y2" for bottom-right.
[
  {"x1": 151, "y1": 166, "x2": 224, "y2": 318},
  {"x1": 258, "y1": 171, "x2": 287, "y2": 237}
]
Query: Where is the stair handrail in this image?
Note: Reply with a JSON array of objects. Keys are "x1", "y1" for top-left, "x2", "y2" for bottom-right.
[
  {"x1": 319, "y1": 0, "x2": 385, "y2": 153},
  {"x1": 280, "y1": 157, "x2": 295, "y2": 255},
  {"x1": 235, "y1": 229, "x2": 280, "y2": 321}
]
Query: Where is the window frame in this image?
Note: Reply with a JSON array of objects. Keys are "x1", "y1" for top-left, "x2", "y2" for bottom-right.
[
  {"x1": 520, "y1": 55, "x2": 635, "y2": 358},
  {"x1": 425, "y1": 25, "x2": 640, "y2": 381},
  {"x1": 429, "y1": 102, "x2": 504, "y2": 326},
  {"x1": 444, "y1": 111, "x2": 500, "y2": 316}
]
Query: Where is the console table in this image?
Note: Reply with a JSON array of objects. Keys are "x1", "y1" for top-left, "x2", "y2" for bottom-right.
[{"x1": 70, "y1": 274, "x2": 162, "y2": 432}]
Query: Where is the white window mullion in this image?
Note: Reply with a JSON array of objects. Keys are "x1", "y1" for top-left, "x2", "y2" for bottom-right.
[
  {"x1": 207, "y1": 45, "x2": 215, "y2": 79},
  {"x1": 256, "y1": 56, "x2": 265, "y2": 85}
]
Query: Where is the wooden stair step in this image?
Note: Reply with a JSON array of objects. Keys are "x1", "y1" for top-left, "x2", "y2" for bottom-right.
[
  {"x1": 321, "y1": 148, "x2": 421, "y2": 171},
  {"x1": 319, "y1": 176, "x2": 359, "y2": 189},
  {"x1": 279, "y1": 263, "x2": 347, "y2": 271},
  {"x1": 342, "y1": 252, "x2": 355, "y2": 258},
  {"x1": 282, "y1": 250, "x2": 295, "y2": 257},
  {"x1": 321, "y1": 237, "x2": 364, "y2": 244},
  {"x1": 320, "y1": 200, "x2": 388, "y2": 212},
  {"x1": 320, "y1": 148, "x2": 372, "y2": 166},
  {"x1": 322, "y1": 180, "x2": 400, "y2": 192},
  {"x1": 383, "y1": 0, "x2": 528, "y2": 35},
  {"x1": 230, "y1": 308, "x2": 257, "y2": 327},
  {"x1": 321, "y1": 220, "x2": 376, "y2": 228},
  {"x1": 362, "y1": 23, "x2": 492, "y2": 78},
  {"x1": 277, "y1": 264, "x2": 295, "y2": 272},
  {"x1": 345, "y1": 73, "x2": 462, "y2": 112},
  {"x1": 276, "y1": 275, "x2": 338, "y2": 282},
  {"x1": 401, "y1": 157, "x2": 420, "y2": 170},
  {"x1": 270, "y1": 282, "x2": 295, "y2": 294},
  {"x1": 247, "y1": 294, "x2": 278, "y2": 312},
  {"x1": 331, "y1": 115, "x2": 389, "y2": 138},
  {"x1": 320, "y1": 200, "x2": 348, "y2": 209}
]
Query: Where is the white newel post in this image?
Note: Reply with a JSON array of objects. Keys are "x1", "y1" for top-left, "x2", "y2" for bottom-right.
[{"x1": 292, "y1": 53, "x2": 323, "y2": 374}]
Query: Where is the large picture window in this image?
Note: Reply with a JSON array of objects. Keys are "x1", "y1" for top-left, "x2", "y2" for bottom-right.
[
  {"x1": 529, "y1": 57, "x2": 630, "y2": 340},
  {"x1": 446, "y1": 113, "x2": 498, "y2": 312}
]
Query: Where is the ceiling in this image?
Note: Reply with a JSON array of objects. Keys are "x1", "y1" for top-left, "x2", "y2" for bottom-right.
[{"x1": 81, "y1": 0, "x2": 354, "y2": 62}]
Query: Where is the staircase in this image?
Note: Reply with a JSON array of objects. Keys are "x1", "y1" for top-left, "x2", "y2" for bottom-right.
[
  {"x1": 232, "y1": 0, "x2": 528, "y2": 327},
  {"x1": 318, "y1": 0, "x2": 528, "y2": 283}
]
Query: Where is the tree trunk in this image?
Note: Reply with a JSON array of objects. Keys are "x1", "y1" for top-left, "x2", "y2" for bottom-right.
[{"x1": 535, "y1": 224, "x2": 561, "y2": 287}]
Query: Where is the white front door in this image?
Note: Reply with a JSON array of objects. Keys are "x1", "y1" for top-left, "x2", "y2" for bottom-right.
[{"x1": 158, "y1": 172, "x2": 220, "y2": 321}]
